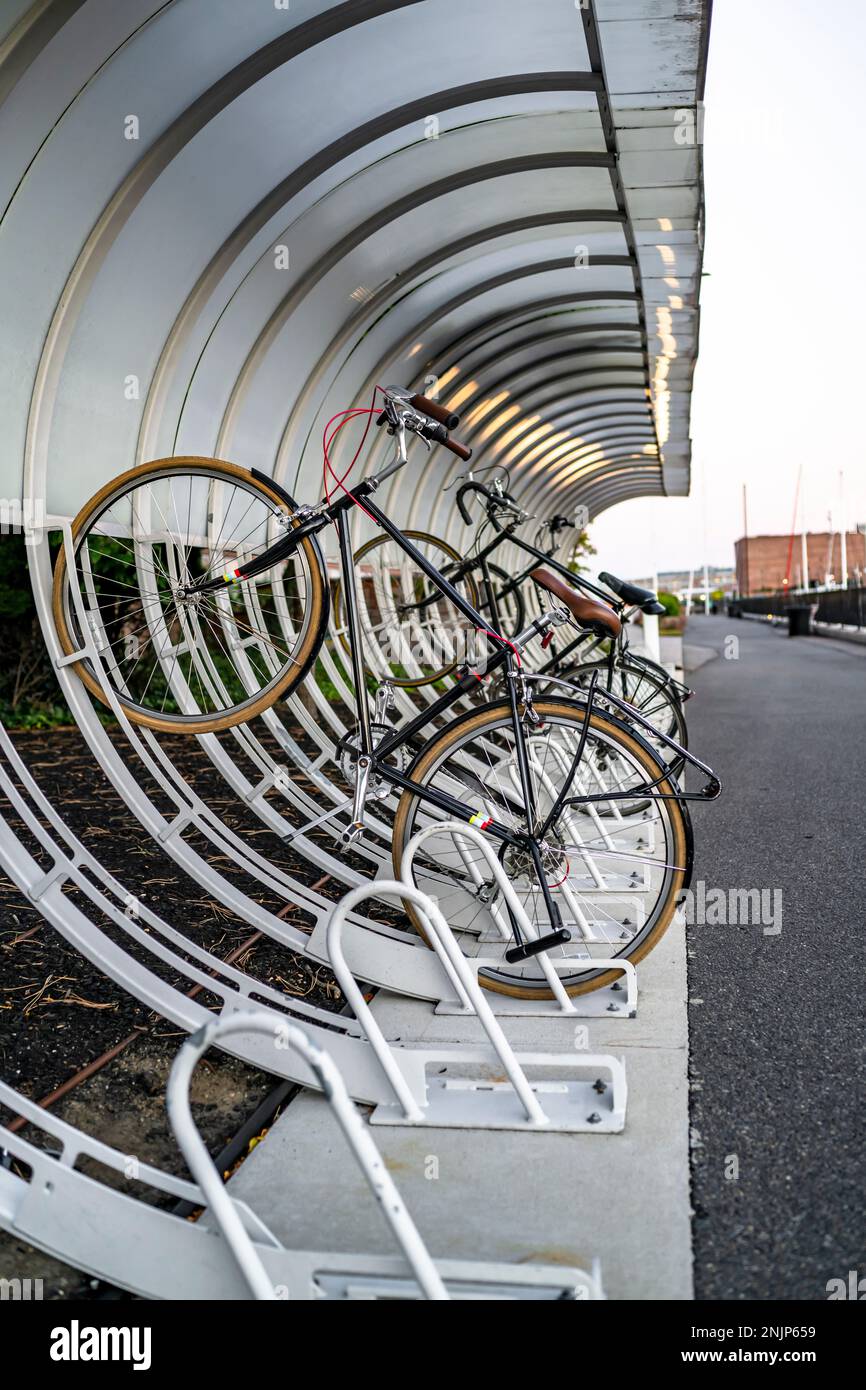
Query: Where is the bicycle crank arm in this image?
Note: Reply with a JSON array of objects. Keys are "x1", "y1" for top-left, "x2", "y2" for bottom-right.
[{"x1": 341, "y1": 753, "x2": 374, "y2": 846}]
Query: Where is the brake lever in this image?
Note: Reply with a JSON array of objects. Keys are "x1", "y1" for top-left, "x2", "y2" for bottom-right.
[
  {"x1": 492, "y1": 500, "x2": 530, "y2": 524},
  {"x1": 377, "y1": 398, "x2": 436, "y2": 451}
]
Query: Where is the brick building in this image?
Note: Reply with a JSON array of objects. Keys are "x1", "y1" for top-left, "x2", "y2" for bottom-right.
[{"x1": 735, "y1": 531, "x2": 866, "y2": 596}]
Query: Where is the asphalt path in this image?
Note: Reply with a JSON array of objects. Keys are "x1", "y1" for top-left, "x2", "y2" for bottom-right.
[{"x1": 682, "y1": 616, "x2": 866, "y2": 1300}]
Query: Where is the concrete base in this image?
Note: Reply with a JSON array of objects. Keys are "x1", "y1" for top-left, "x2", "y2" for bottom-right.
[
  {"x1": 228, "y1": 920, "x2": 693, "y2": 1300},
  {"x1": 813, "y1": 621, "x2": 866, "y2": 646}
]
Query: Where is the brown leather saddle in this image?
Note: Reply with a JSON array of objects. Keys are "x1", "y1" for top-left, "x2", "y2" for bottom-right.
[{"x1": 530, "y1": 568, "x2": 622, "y2": 639}]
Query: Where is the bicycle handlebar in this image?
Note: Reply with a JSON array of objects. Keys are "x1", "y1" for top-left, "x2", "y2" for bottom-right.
[
  {"x1": 456, "y1": 479, "x2": 492, "y2": 523},
  {"x1": 414, "y1": 417, "x2": 472, "y2": 461},
  {"x1": 456, "y1": 479, "x2": 525, "y2": 525},
  {"x1": 443, "y1": 433, "x2": 473, "y2": 462},
  {"x1": 409, "y1": 392, "x2": 461, "y2": 431},
  {"x1": 378, "y1": 386, "x2": 472, "y2": 461}
]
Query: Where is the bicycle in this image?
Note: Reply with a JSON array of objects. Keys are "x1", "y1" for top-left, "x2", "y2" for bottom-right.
[
  {"x1": 53, "y1": 386, "x2": 718, "y2": 997},
  {"x1": 333, "y1": 473, "x2": 690, "y2": 754},
  {"x1": 331, "y1": 494, "x2": 575, "y2": 687}
]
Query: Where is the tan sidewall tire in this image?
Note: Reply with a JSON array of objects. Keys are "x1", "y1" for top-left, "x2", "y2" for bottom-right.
[
  {"x1": 51, "y1": 456, "x2": 326, "y2": 734},
  {"x1": 332, "y1": 530, "x2": 481, "y2": 688},
  {"x1": 391, "y1": 699, "x2": 688, "y2": 997}
]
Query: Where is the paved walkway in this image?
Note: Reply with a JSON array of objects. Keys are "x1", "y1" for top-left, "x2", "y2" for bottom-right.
[
  {"x1": 228, "y1": 924, "x2": 694, "y2": 1299},
  {"x1": 684, "y1": 616, "x2": 866, "y2": 1300},
  {"x1": 227, "y1": 617, "x2": 863, "y2": 1300}
]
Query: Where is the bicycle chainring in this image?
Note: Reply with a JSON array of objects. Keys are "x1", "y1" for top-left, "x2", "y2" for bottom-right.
[{"x1": 338, "y1": 722, "x2": 409, "y2": 801}]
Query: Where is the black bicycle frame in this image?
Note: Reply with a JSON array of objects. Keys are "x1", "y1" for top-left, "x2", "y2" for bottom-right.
[
  {"x1": 338, "y1": 493, "x2": 572, "y2": 932},
  {"x1": 184, "y1": 472, "x2": 708, "y2": 872},
  {"x1": 353, "y1": 497, "x2": 543, "y2": 821},
  {"x1": 394, "y1": 515, "x2": 615, "y2": 688},
  {"x1": 442, "y1": 515, "x2": 690, "y2": 696}
]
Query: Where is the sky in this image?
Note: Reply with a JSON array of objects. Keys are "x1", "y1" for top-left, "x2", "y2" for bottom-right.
[{"x1": 590, "y1": 0, "x2": 866, "y2": 578}]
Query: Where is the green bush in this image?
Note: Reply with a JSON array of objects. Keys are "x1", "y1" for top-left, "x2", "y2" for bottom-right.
[
  {"x1": 0, "y1": 532, "x2": 72, "y2": 727},
  {"x1": 657, "y1": 591, "x2": 682, "y2": 617}
]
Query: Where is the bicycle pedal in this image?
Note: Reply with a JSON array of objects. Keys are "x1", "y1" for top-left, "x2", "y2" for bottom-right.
[{"x1": 505, "y1": 928, "x2": 572, "y2": 963}]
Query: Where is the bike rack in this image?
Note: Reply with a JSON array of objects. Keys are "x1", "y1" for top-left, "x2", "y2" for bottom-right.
[
  {"x1": 167, "y1": 1012, "x2": 449, "y2": 1300},
  {"x1": 326, "y1": 880, "x2": 627, "y2": 1133},
  {"x1": 2, "y1": 527, "x2": 637, "y2": 1301},
  {"x1": 47, "y1": 522, "x2": 393, "y2": 916},
  {"x1": 0, "y1": 730, "x2": 623, "y2": 1130},
  {"x1": 305, "y1": 823, "x2": 638, "y2": 1018},
  {"x1": 402, "y1": 822, "x2": 638, "y2": 1018},
  {"x1": 0, "y1": 734, "x2": 612, "y2": 1294},
  {"x1": 0, "y1": 1070, "x2": 603, "y2": 1301},
  {"x1": 49, "y1": 525, "x2": 643, "y2": 1022}
]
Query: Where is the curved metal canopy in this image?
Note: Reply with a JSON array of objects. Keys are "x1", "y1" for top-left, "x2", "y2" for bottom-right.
[
  {"x1": 0, "y1": 0, "x2": 710, "y2": 532},
  {"x1": 0, "y1": 10, "x2": 713, "y2": 1292}
]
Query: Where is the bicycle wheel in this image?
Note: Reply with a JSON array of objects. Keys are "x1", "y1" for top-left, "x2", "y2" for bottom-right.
[
  {"x1": 559, "y1": 657, "x2": 687, "y2": 774},
  {"x1": 392, "y1": 698, "x2": 690, "y2": 997},
  {"x1": 52, "y1": 457, "x2": 328, "y2": 734},
  {"x1": 332, "y1": 531, "x2": 482, "y2": 688}
]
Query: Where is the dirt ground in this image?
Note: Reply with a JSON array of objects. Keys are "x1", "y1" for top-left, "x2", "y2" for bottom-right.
[{"x1": 0, "y1": 721, "x2": 364, "y2": 1298}]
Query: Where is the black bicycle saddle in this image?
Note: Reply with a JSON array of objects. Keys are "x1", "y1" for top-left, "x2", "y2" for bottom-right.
[{"x1": 598, "y1": 571, "x2": 666, "y2": 614}]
